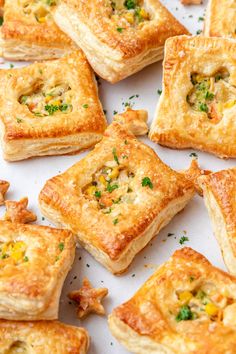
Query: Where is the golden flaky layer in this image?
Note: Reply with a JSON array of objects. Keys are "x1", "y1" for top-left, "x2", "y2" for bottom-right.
[
  {"x1": 109, "y1": 247, "x2": 236, "y2": 354},
  {"x1": 204, "y1": 0, "x2": 236, "y2": 39},
  {"x1": 0, "y1": 50, "x2": 107, "y2": 161},
  {"x1": 0, "y1": 221, "x2": 75, "y2": 320},
  {"x1": 39, "y1": 122, "x2": 194, "y2": 274},
  {"x1": 1, "y1": 0, "x2": 75, "y2": 60},
  {"x1": 149, "y1": 35, "x2": 236, "y2": 158},
  {"x1": 53, "y1": 0, "x2": 189, "y2": 83},
  {"x1": 199, "y1": 168, "x2": 236, "y2": 275},
  {"x1": 0, "y1": 320, "x2": 89, "y2": 353}
]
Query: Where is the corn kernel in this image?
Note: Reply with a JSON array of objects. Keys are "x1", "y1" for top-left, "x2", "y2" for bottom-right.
[
  {"x1": 109, "y1": 167, "x2": 120, "y2": 179},
  {"x1": 99, "y1": 175, "x2": 107, "y2": 186},
  {"x1": 86, "y1": 185, "x2": 96, "y2": 196},
  {"x1": 179, "y1": 291, "x2": 193, "y2": 304},
  {"x1": 224, "y1": 100, "x2": 236, "y2": 110},
  {"x1": 124, "y1": 12, "x2": 134, "y2": 24},
  {"x1": 38, "y1": 17, "x2": 46, "y2": 23},
  {"x1": 11, "y1": 251, "x2": 24, "y2": 263},
  {"x1": 205, "y1": 303, "x2": 219, "y2": 316},
  {"x1": 12, "y1": 241, "x2": 26, "y2": 251},
  {"x1": 52, "y1": 100, "x2": 61, "y2": 106},
  {"x1": 139, "y1": 8, "x2": 149, "y2": 20},
  {"x1": 45, "y1": 96, "x2": 52, "y2": 103}
]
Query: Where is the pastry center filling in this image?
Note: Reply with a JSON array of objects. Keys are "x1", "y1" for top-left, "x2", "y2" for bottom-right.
[
  {"x1": 83, "y1": 157, "x2": 136, "y2": 217},
  {"x1": 19, "y1": 83, "x2": 73, "y2": 117},
  {"x1": 187, "y1": 69, "x2": 236, "y2": 122},
  {"x1": 22, "y1": 0, "x2": 57, "y2": 23},
  {"x1": 111, "y1": 0, "x2": 151, "y2": 27},
  {"x1": 175, "y1": 285, "x2": 234, "y2": 323},
  {"x1": 0, "y1": 241, "x2": 28, "y2": 265}
]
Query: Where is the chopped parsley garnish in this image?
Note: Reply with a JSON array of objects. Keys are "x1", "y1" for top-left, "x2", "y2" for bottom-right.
[
  {"x1": 124, "y1": 0, "x2": 137, "y2": 10},
  {"x1": 107, "y1": 184, "x2": 119, "y2": 193},
  {"x1": 0, "y1": 17, "x2": 3, "y2": 26},
  {"x1": 103, "y1": 207, "x2": 112, "y2": 214},
  {"x1": 82, "y1": 104, "x2": 89, "y2": 109},
  {"x1": 113, "y1": 218, "x2": 119, "y2": 225},
  {"x1": 179, "y1": 236, "x2": 189, "y2": 245},
  {"x1": 196, "y1": 29, "x2": 202, "y2": 35},
  {"x1": 199, "y1": 103, "x2": 208, "y2": 113},
  {"x1": 58, "y1": 242, "x2": 64, "y2": 252},
  {"x1": 189, "y1": 152, "x2": 198, "y2": 158},
  {"x1": 113, "y1": 110, "x2": 118, "y2": 115},
  {"x1": 124, "y1": 140, "x2": 128, "y2": 145},
  {"x1": 167, "y1": 233, "x2": 175, "y2": 237},
  {"x1": 95, "y1": 190, "x2": 101, "y2": 198},
  {"x1": 157, "y1": 89, "x2": 162, "y2": 95},
  {"x1": 142, "y1": 177, "x2": 153, "y2": 189},
  {"x1": 45, "y1": 104, "x2": 59, "y2": 115},
  {"x1": 112, "y1": 147, "x2": 120, "y2": 165},
  {"x1": 46, "y1": 0, "x2": 57, "y2": 5},
  {"x1": 205, "y1": 91, "x2": 214, "y2": 100},
  {"x1": 198, "y1": 16, "x2": 204, "y2": 21},
  {"x1": 60, "y1": 103, "x2": 70, "y2": 112},
  {"x1": 10, "y1": 63, "x2": 14, "y2": 69},
  {"x1": 23, "y1": 256, "x2": 29, "y2": 262},
  {"x1": 215, "y1": 74, "x2": 222, "y2": 82},
  {"x1": 176, "y1": 305, "x2": 194, "y2": 322},
  {"x1": 117, "y1": 27, "x2": 124, "y2": 33},
  {"x1": 16, "y1": 118, "x2": 22, "y2": 123},
  {"x1": 189, "y1": 276, "x2": 195, "y2": 282}
]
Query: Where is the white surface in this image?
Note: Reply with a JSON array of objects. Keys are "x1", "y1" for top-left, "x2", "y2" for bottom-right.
[{"x1": 0, "y1": 1, "x2": 235, "y2": 353}]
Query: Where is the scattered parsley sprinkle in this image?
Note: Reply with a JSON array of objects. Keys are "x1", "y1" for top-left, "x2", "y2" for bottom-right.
[
  {"x1": 0, "y1": 17, "x2": 3, "y2": 26},
  {"x1": 9, "y1": 63, "x2": 14, "y2": 68},
  {"x1": 42, "y1": 217, "x2": 45, "y2": 221},
  {"x1": 124, "y1": 0, "x2": 136, "y2": 9},
  {"x1": 82, "y1": 104, "x2": 89, "y2": 109},
  {"x1": 189, "y1": 276, "x2": 195, "y2": 282},
  {"x1": 86, "y1": 263, "x2": 90, "y2": 267},
  {"x1": 45, "y1": 104, "x2": 59, "y2": 115},
  {"x1": 58, "y1": 242, "x2": 64, "y2": 252},
  {"x1": 157, "y1": 89, "x2": 162, "y2": 95},
  {"x1": 113, "y1": 110, "x2": 118, "y2": 115},
  {"x1": 124, "y1": 140, "x2": 128, "y2": 145},
  {"x1": 196, "y1": 29, "x2": 202, "y2": 35},
  {"x1": 112, "y1": 147, "x2": 120, "y2": 165},
  {"x1": 95, "y1": 190, "x2": 101, "y2": 198},
  {"x1": 199, "y1": 102, "x2": 208, "y2": 113},
  {"x1": 198, "y1": 16, "x2": 204, "y2": 21},
  {"x1": 189, "y1": 152, "x2": 198, "y2": 158},
  {"x1": 142, "y1": 177, "x2": 153, "y2": 189},
  {"x1": 113, "y1": 218, "x2": 119, "y2": 225},
  {"x1": 107, "y1": 183, "x2": 119, "y2": 193},
  {"x1": 176, "y1": 305, "x2": 194, "y2": 322},
  {"x1": 16, "y1": 118, "x2": 22, "y2": 123},
  {"x1": 132, "y1": 274, "x2": 135, "y2": 277},
  {"x1": 179, "y1": 236, "x2": 189, "y2": 245},
  {"x1": 23, "y1": 256, "x2": 29, "y2": 262},
  {"x1": 117, "y1": 27, "x2": 123, "y2": 32},
  {"x1": 167, "y1": 233, "x2": 175, "y2": 237}
]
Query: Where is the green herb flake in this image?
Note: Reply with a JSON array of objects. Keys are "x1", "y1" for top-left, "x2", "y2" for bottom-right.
[
  {"x1": 9, "y1": 63, "x2": 14, "y2": 69},
  {"x1": 113, "y1": 218, "x2": 119, "y2": 225},
  {"x1": 198, "y1": 16, "x2": 204, "y2": 21},
  {"x1": 107, "y1": 184, "x2": 119, "y2": 193},
  {"x1": 117, "y1": 27, "x2": 124, "y2": 33},
  {"x1": 124, "y1": 0, "x2": 137, "y2": 10},
  {"x1": 45, "y1": 104, "x2": 59, "y2": 115},
  {"x1": 0, "y1": 17, "x2": 3, "y2": 26},
  {"x1": 157, "y1": 89, "x2": 162, "y2": 95},
  {"x1": 58, "y1": 242, "x2": 64, "y2": 252},
  {"x1": 95, "y1": 190, "x2": 101, "y2": 198},
  {"x1": 189, "y1": 152, "x2": 198, "y2": 158},
  {"x1": 189, "y1": 276, "x2": 195, "y2": 282},
  {"x1": 23, "y1": 256, "x2": 29, "y2": 262},
  {"x1": 196, "y1": 29, "x2": 202, "y2": 35},
  {"x1": 141, "y1": 177, "x2": 153, "y2": 189},
  {"x1": 16, "y1": 118, "x2": 22, "y2": 123},
  {"x1": 176, "y1": 305, "x2": 194, "y2": 322},
  {"x1": 199, "y1": 103, "x2": 208, "y2": 113},
  {"x1": 179, "y1": 236, "x2": 189, "y2": 245},
  {"x1": 112, "y1": 147, "x2": 120, "y2": 165},
  {"x1": 82, "y1": 104, "x2": 89, "y2": 109}
]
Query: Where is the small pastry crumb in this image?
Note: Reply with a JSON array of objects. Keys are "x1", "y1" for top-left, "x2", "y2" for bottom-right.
[
  {"x1": 113, "y1": 107, "x2": 148, "y2": 136},
  {"x1": 3, "y1": 197, "x2": 37, "y2": 223},
  {"x1": 0, "y1": 180, "x2": 10, "y2": 206},
  {"x1": 68, "y1": 278, "x2": 108, "y2": 319}
]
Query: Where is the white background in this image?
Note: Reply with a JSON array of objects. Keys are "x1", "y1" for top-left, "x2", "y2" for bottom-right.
[{"x1": 1, "y1": 1, "x2": 235, "y2": 353}]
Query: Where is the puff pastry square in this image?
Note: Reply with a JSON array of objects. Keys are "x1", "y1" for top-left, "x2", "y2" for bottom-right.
[
  {"x1": 0, "y1": 320, "x2": 89, "y2": 353},
  {"x1": 205, "y1": 0, "x2": 236, "y2": 39},
  {"x1": 39, "y1": 122, "x2": 194, "y2": 274},
  {"x1": 0, "y1": 220, "x2": 75, "y2": 320},
  {"x1": 0, "y1": 51, "x2": 107, "y2": 161},
  {"x1": 199, "y1": 168, "x2": 236, "y2": 276},
  {"x1": 149, "y1": 35, "x2": 236, "y2": 158},
  {"x1": 109, "y1": 247, "x2": 236, "y2": 354},
  {"x1": 1, "y1": 0, "x2": 75, "y2": 61},
  {"x1": 53, "y1": 0, "x2": 189, "y2": 83}
]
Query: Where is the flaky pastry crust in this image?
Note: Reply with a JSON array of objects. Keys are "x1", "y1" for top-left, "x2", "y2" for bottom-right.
[
  {"x1": 149, "y1": 35, "x2": 236, "y2": 158},
  {"x1": 181, "y1": 0, "x2": 202, "y2": 4},
  {"x1": 180, "y1": 159, "x2": 211, "y2": 196},
  {"x1": 109, "y1": 247, "x2": 236, "y2": 354},
  {"x1": 4, "y1": 197, "x2": 37, "y2": 224},
  {"x1": 0, "y1": 220, "x2": 75, "y2": 320},
  {"x1": 53, "y1": 0, "x2": 189, "y2": 83},
  {"x1": 39, "y1": 122, "x2": 194, "y2": 274},
  {"x1": 0, "y1": 51, "x2": 107, "y2": 161},
  {"x1": 204, "y1": 0, "x2": 236, "y2": 39},
  {"x1": 199, "y1": 168, "x2": 236, "y2": 276},
  {"x1": 0, "y1": 179, "x2": 9, "y2": 206},
  {"x1": 0, "y1": 320, "x2": 89, "y2": 353}
]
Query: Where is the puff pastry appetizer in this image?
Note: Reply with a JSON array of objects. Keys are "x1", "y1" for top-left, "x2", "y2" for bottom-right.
[
  {"x1": 0, "y1": 0, "x2": 75, "y2": 61},
  {"x1": 205, "y1": 0, "x2": 236, "y2": 39},
  {"x1": 149, "y1": 35, "x2": 236, "y2": 158},
  {"x1": 4, "y1": 197, "x2": 37, "y2": 223},
  {"x1": 39, "y1": 122, "x2": 195, "y2": 274},
  {"x1": 0, "y1": 51, "x2": 107, "y2": 161},
  {"x1": 53, "y1": 0, "x2": 189, "y2": 83},
  {"x1": 109, "y1": 247, "x2": 236, "y2": 354},
  {"x1": 0, "y1": 220, "x2": 75, "y2": 320},
  {"x1": 199, "y1": 168, "x2": 236, "y2": 276},
  {"x1": 0, "y1": 320, "x2": 89, "y2": 353}
]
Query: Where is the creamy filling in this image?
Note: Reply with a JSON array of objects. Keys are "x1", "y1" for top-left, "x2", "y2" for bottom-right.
[
  {"x1": 0, "y1": 241, "x2": 28, "y2": 265},
  {"x1": 22, "y1": 0, "x2": 57, "y2": 23},
  {"x1": 110, "y1": 0, "x2": 150, "y2": 28}
]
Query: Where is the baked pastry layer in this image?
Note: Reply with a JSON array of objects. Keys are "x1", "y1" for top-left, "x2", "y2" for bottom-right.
[
  {"x1": 0, "y1": 50, "x2": 107, "y2": 161},
  {"x1": 109, "y1": 247, "x2": 236, "y2": 353},
  {"x1": 39, "y1": 122, "x2": 194, "y2": 274},
  {"x1": 199, "y1": 168, "x2": 236, "y2": 275},
  {"x1": 1, "y1": 0, "x2": 75, "y2": 61},
  {"x1": 149, "y1": 35, "x2": 236, "y2": 158},
  {"x1": 0, "y1": 0, "x2": 4, "y2": 16},
  {"x1": 204, "y1": 0, "x2": 236, "y2": 39},
  {"x1": 0, "y1": 320, "x2": 89, "y2": 353},
  {"x1": 53, "y1": 0, "x2": 189, "y2": 83},
  {"x1": 0, "y1": 220, "x2": 75, "y2": 320}
]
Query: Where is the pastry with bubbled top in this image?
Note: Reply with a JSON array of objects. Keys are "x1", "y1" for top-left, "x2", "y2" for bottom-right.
[
  {"x1": 53, "y1": 0, "x2": 189, "y2": 83},
  {"x1": 205, "y1": 0, "x2": 236, "y2": 39},
  {"x1": 0, "y1": 220, "x2": 75, "y2": 320},
  {"x1": 0, "y1": 320, "x2": 89, "y2": 353},
  {"x1": 1, "y1": 0, "x2": 75, "y2": 61},
  {"x1": 109, "y1": 247, "x2": 236, "y2": 354},
  {"x1": 149, "y1": 35, "x2": 236, "y2": 158},
  {"x1": 199, "y1": 167, "x2": 236, "y2": 276},
  {"x1": 39, "y1": 122, "x2": 194, "y2": 275},
  {"x1": 0, "y1": 51, "x2": 107, "y2": 162}
]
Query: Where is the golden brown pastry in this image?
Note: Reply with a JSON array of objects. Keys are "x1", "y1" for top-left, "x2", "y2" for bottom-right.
[
  {"x1": 0, "y1": 51, "x2": 107, "y2": 162},
  {"x1": 0, "y1": 320, "x2": 89, "y2": 353},
  {"x1": 4, "y1": 197, "x2": 37, "y2": 224},
  {"x1": 39, "y1": 122, "x2": 195, "y2": 275},
  {"x1": 0, "y1": 0, "x2": 4, "y2": 16},
  {"x1": 149, "y1": 35, "x2": 236, "y2": 158},
  {"x1": 180, "y1": 159, "x2": 211, "y2": 196},
  {"x1": 109, "y1": 247, "x2": 236, "y2": 354},
  {"x1": 113, "y1": 107, "x2": 148, "y2": 136},
  {"x1": 199, "y1": 168, "x2": 236, "y2": 276},
  {"x1": 0, "y1": 220, "x2": 76, "y2": 320},
  {"x1": 68, "y1": 278, "x2": 108, "y2": 319},
  {"x1": 53, "y1": 0, "x2": 189, "y2": 83},
  {"x1": 181, "y1": 0, "x2": 202, "y2": 4},
  {"x1": 205, "y1": 0, "x2": 236, "y2": 39},
  {"x1": 0, "y1": 180, "x2": 9, "y2": 205},
  {"x1": 1, "y1": 0, "x2": 75, "y2": 61}
]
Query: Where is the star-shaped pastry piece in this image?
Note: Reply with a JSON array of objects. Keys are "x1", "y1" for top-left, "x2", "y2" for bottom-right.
[
  {"x1": 0, "y1": 180, "x2": 10, "y2": 206},
  {"x1": 68, "y1": 278, "x2": 108, "y2": 319},
  {"x1": 113, "y1": 108, "x2": 148, "y2": 136},
  {"x1": 181, "y1": 160, "x2": 211, "y2": 196},
  {"x1": 4, "y1": 197, "x2": 37, "y2": 224}
]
